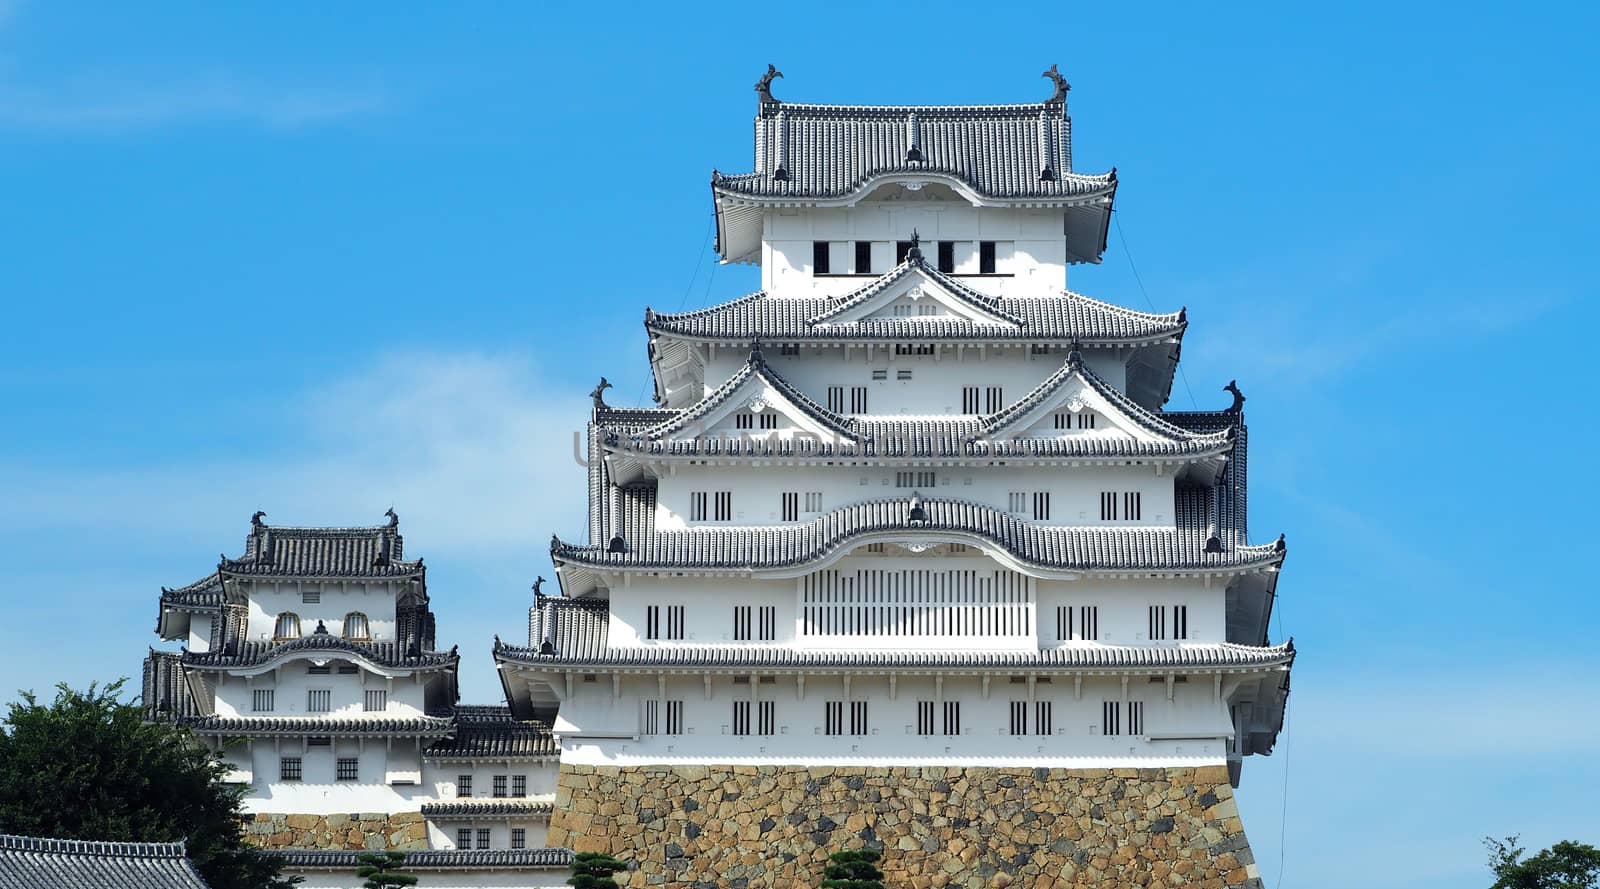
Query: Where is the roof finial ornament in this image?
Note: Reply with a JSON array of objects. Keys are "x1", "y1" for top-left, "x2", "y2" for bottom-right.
[
  {"x1": 532, "y1": 575, "x2": 546, "y2": 597},
  {"x1": 250, "y1": 510, "x2": 266, "y2": 529},
  {"x1": 549, "y1": 534, "x2": 561, "y2": 553},
  {"x1": 607, "y1": 533, "x2": 627, "y2": 554},
  {"x1": 1224, "y1": 380, "x2": 1246, "y2": 414},
  {"x1": 906, "y1": 230, "x2": 924, "y2": 264},
  {"x1": 755, "y1": 64, "x2": 783, "y2": 105},
  {"x1": 384, "y1": 507, "x2": 399, "y2": 529},
  {"x1": 1067, "y1": 340, "x2": 1084, "y2": 366},
  {"x1": 1042, "y1": 64, "x2": 1070, "y2": 104},
  {"x1": 589, "y1": 377, "x2": 612, "y2": 412},
  {"x1": 750, "y1": 338, "x2": 765, "y2": 363},
  {"x1": 313, "y1": 620, "x2": 328, "y2": 635},
  {"x1": 908, "y1": 491, "x2": 928, "y2": 524}
]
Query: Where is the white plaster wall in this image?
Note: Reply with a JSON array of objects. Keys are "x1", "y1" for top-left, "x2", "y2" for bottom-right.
[
  {"x1": 241, "y1": 579, "x2": 403, "y2": 644},
  {"x1": 601, "y1": 560, "x2": 1224, "y2": 652},
  {"x1": 762, "y1": 205, "x2": 1070, "y2": 298},
  {"x1": 653, "y1": 464, "x2": 1173, "y2": 531},
  {"x1": 211, "y1": 666, "x2": 430, "y2": 719},
  {"x1": 698, "y1": 343, "x2": 1128, "y2": 414},
  {"x1": 239, "y1": 740, "x2": 431, "y2": 815},
  {"x1": 426, "y1": 762, "x2": 560, "y2": 802},
  {"x1": 188, "y1": 613, "x2": 213, "y2": 652},
  {"x1": 427, "y1": 820, "x2": 551, "y2": 851},
  {"x1": 555, "y1": 672, "x2": 1232, "y2": 768}
]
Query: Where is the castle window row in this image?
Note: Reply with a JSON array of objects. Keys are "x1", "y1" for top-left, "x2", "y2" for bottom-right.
[
  {"x1": 811, "y1": 240, "x2": 1011, "y2": 276},
  {"x1": 271, "y1": 611, "x2": 373, "y2": 642},
  {"x1": 825, "y1": 385, "x2": 869, "y2": 414},
  {"x1": 454, "y1": 773, "x2": 528, "y2": 798},
  {"x1": 642, "y1": 698, "x2": 1153, "y2": 739},
  {"x1": 453, "y1": 827, "x2": 526, "y2": 851},
  {"x1": 247, "y1": 683, "x2": 389, "y2": 714}
]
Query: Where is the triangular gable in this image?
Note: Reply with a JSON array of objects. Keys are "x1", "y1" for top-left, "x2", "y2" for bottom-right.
[
  {"x1": 980, "y1": 353, "x2": 1232, "y2": 446},
  {"x1": 807, "y1": 261, "x2": 1023, "y2": 329},
  {"x1": 628, "y1": 350, "x2": 858, "y2": 443}
]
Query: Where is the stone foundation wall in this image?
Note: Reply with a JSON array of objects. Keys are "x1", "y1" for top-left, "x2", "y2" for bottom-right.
[
  {"x1": 550, "y1": 764, "x2": 1263, "y2": 889},
  {"x1": 242, "y1": 811, "x2": 429, "y2": 851}
]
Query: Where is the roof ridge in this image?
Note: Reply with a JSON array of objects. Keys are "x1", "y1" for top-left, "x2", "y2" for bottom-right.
[
  {"x1": 1057, "y1": 289, "x2": 1185, "y2": 322},
  {"x1": 0, "y1": 833, "x2": 188, "y2": 858}
]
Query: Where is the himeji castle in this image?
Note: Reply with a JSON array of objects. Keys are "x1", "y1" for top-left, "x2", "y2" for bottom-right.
[
  {"x1": 493, "y1": 66, "x2": 1294, "y2": 888},
  {"x1": 141, "y1": 66, "x2": 1292, "y2": 889}
]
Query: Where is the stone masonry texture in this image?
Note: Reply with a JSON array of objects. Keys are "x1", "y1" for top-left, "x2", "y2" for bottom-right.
[
  {"x1": 549, "y1": 764, "x2": 1264, "y2": 889},
  {"x1": 241, "y1": 811, "x2": 429, "y2": 852}
]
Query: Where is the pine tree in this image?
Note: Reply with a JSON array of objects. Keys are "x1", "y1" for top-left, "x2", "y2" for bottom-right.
[
  {"x1": 821, "y1": 848, "x2": 885, "y2": 889},
  {"x1": 356, "y1": 851, "x2": 418, "y2": 888},
  {"x1": 568, "y1": 851, "x2": 628, "y2": 889}
]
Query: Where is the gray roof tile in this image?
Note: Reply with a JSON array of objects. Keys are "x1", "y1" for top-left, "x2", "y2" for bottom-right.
[
  {"x1": 269, "y1": 848, "x2": 571, "y2": 870},
  {"x1": 423, "y1": 706, "x2": 558, "y2": 759},
  {"x1": 0, "y1": 834, "x2": 211, "y2": 889},
  {"x1": 179, "y1": 715, "x2": 454, "y2": 738},
  {"x1": 419, "y1": 800, "x2": 554, "y2": 819}
]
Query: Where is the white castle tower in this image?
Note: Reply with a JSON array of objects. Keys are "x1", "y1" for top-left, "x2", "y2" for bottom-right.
[
  {"x1": 496, "y1": 67, "x2": 1292, "y2": 888},
  {"x1": 144, "y1": 513, "x2": 571, "y2": 888}
]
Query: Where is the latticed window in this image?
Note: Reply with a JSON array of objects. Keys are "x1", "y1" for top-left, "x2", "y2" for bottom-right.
[
  {"x1": 343, "y1": 611, "x2": 369, "y2": 640},
  {"x1": 512, "y1": 775, "x2": 527, "y2": 797},
  {"x1": 476, "y1": 829, "x2": 490, "y2": 850},
  {"x1": 273, "y1": 612, "x2": 301, "y2": 640},
  {"x1": 493, "y1": 775, "x2": 507, "y2": 798},
  {"x1": 279, "y1": 757, "x2": 302, "y2": 782},
  {"x1": 1035, "y1": 701, "x2": 1053, "y2": 736},
  {"x1": 758, "y1": 701, "x2": 776, "y2": 736},
  {"x1": 511, "y1": 828, "x2": 526, "y2": 850},
  {"x1": 336, "y1": 758, "x2": 358, "y2": 781},
  {"x1": 307, "y1": 689, "x2": 331, "y2": 712},
  {"x1": 457, "y1": 775, "x2": 472, "y2": 796},
  {"x1": 665, "y1": 700, "x2": 684, "y2": 735},
  {"x1": 364, "y1": 690, "x2": 387, "y2": 712},
  {"x1": 456, "y1": 828, "x2": 471, "y2": 849},
  {"x1": 943, "y1": 701, "x2": 962, "y2": 736},
  {"x1": 252, "y1": 689, "x2": 274, "y2": 712}
]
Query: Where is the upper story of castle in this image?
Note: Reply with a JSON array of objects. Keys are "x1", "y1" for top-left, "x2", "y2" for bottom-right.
[{"x1": 713, "y1": 64, "x2": 1116, "y2": 296}]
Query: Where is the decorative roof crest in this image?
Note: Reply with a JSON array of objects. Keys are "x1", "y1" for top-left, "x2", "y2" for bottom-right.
[
  {"x1": 589, "y1": 377, "x2": 612, "y2": 412},
  {"x1": 1042, "y1": 64, "x2": 1070, "y2": 104},
  {"x1": 906, "y1": 230, "x2": 924, "y2": 264},
  {"x1": 1224, "y1": 380, "x2": 1246, "y2": 414},
  {"x1": 250, "y1": 510, "x2": 266, "y2": 529},
  {"x1": 755, "y1": 64, "x2": 783, "y2": 105}
]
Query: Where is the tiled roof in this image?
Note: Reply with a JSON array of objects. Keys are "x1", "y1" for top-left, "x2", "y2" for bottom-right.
[
  {"x1": 497, "y1": 628, "x2": 1294, "y2": 673},
  {"x1": 720, "y1": 83, "x2": 1111, "y2": 202},
  {"x1": 0, "y1": 833, "x2": 211, "y2": 889},
  {"x1": 419, "y1": 799, "x2": 555, "y2": 818},
  {"x1": 203, "y1": 512, "x2": 423, "y2": 581},
  {"x1": 604, "y1": 349, "x2": 1230, "y2": 463},
  {"x1": 181, "y1": 635, "x2": 458, "y2": 671},
  {"x1": 526, "y1": 597, "x2": 612, "y2": 660},
  {"x1": 269, "y1": 848, "x2": 572, "y2": 870},
  {"x1": 424, "y1": 706, "x2": 558, "y2": 760},
  {"x1": 552, "y1": 496, "x2": 1284, "y2": 575},
  {"x1": 628, "y1": 344, "x2": 857, "y2": 441},
  {"x1": 142, "y1": 650, "x2": 205, "y2": 721},
  {"x1": 178, "y1": 715, "x2": 454, "y2": 738},
  {"x1": 646, "y1": 269, "x2": 1182, "y2": 344},
  {"x1": 159, "y1": 573, "x2": 223, "y2": 611}
]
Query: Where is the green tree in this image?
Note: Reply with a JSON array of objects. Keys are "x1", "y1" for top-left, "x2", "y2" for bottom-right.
[
  {"x1": 568, "y1": 850, "x2": 628, "y2": 889},
  {"x1": 1486, "y1": 835, "x2": 1600, "y2": 889},
  {"x1": 821, "y1": 848, "x2": 885, "y2": 889},
  {"x1": 357, "y1": 851, "x2": 418, "y2": 888},
  {"x1": 0, "y1": 679, "x2": 293, "y2": 889}
]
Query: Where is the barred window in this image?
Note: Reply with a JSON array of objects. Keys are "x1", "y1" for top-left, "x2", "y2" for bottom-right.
[
  {"x1": 301, "y1": 590, "x2": 321, "y2": 604},
  {"x1": 804, "y1": 492, "x2": 823, "y2": 512},
  {"x1": 665, "y1": 700, "x2": 684, "y2": 736},
  {"x1": 1035, "y1": 701, "x2": 1053, "y2": 736},
  {"x1": 511, "y1": 828, "x2": 526, "y2": 850},
  {"x1": 850, "y1": 386, "x2": 868, "y2": 413},
  {"x1": 273, "y1": 612, "x2": 301, "y2": 640},
  {"x1": 781, "y1": 492, "x2": 799, "y2": 522},
  {"x1": 307, "y1": 664, "x2": 330, "y2": 675},
  {"x1": 364, "y1": 689, "x2": 387, "y2": 712},
  {"x1": 1102, "y1": 700, "x2": 1121, "y2": 736},
  {"x1": 336, "y1": 758, "x2": 358, "y2": 781},
  {"x1": 732, "y1": 701, "x2": 751, "y2": 736},
  {"x1": 252, "y1": 689, "x2": 274, "y2": 712},
  {"x1": 1149, "y1": 605, "x2": 1167, "y2": 641},
  {"x1": 646, "y1": 605, "x2": 684, "y2": 640},
  {"x1": 457, "y1": 775, "x2": 472, "y2": 797},
  {"x1": 824, "y1": 701, "x2": 844, "y2": 736},
  {"x1": 943, "y1": 701, "x2": 962, "y2": 736},
  {"x1": 985, "y1": 386, "x2": 1004, "y2": 413},
  {"x1": 512, "y1": 775, "x2": 527, "y2": 797},
  {"x1": 643, "y1": 699, "x2": 659, "y2": 735},
  {"x1": 456, "y1": 828, "x2": 472, "y2": 849},
  {"x1": 961, "y1": 386, "x2": 980, "y2": 413},
  {"x1": 827, "y1": 386, "x2": 845, "y2": 413},
  {"x1": 714, "y1": 491, "x2": 732, "y2": 522},
  {"x1": 279, "y1": 757, "x2": 302, "y2": 782},
  {"x1": 1009, "y1": 700, "x2": 1028, "y2": 736},
  {"x1": 690, "y1": 492, "x2": 707, "y2": 521},
  {"x1": 1033, "y1": 492, "x2": 1051, "y2": 521},
  {"x1": 343, "y1": 611, "x2": 370, "y2": 640},
  {"x1": 916, "y1": 700, "x2": 934, "y2": 736},
  {"x1": 850, "y1": 701, "x2": 868, "y2": 736},
  {"x1": 493, "y1": 775, "x2": 507, "y2": 798},
  {"x1": 758, "y1": 701, "x2": 776, "y2": 736},
  {"x1": 476, "y1": 829, "x2": 490, "y2": 850},
  {"x1": 1129, "y1": 701, "x2": 1145, "y2": 736},
  {"x1": 307, "y1": 689, "x2": 331, "y2": 713},
  {"x1": 895, "y1": 471, "x2": 936, "y2": 488}
]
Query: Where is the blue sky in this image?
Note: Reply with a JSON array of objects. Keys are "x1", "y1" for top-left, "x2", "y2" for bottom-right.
[{"x1": 1, "y1": 2, "x2": 1596, "y2": 885}]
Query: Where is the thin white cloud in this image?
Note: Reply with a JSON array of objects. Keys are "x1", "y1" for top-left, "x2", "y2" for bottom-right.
[
  {"x1": 0, "y1": 351, "x2": 592, "y2": 554},
  {"x1": 0, "y1": 71, "x2": 391, "y2": 132}
]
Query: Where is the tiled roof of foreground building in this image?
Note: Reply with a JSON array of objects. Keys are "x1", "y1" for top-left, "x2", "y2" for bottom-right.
[
  {"x1": 0, "y1": 834, "x2": 211, "y2": 889},
  {"x1": 419, "y1": 799, "x2": 555, "y2": 818},
  {"x1": 177, "y1": 715, "x2": 455, "y2": 738},
  {"x1": 553, "y1": 495, "x2": 1285, "y2": 575},
  {"x1": 270, "y1": 848, "x2": 572, "y2": 870},
  {"x1": 422, "y1": 705, "x2": 558, "y2": 759},
  {"x1": 646, "y1": 267, "x2": 1182, "y2": 344},
  {"x1": 180, "y1": 635, "x2": 459, "y2": 671}
]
